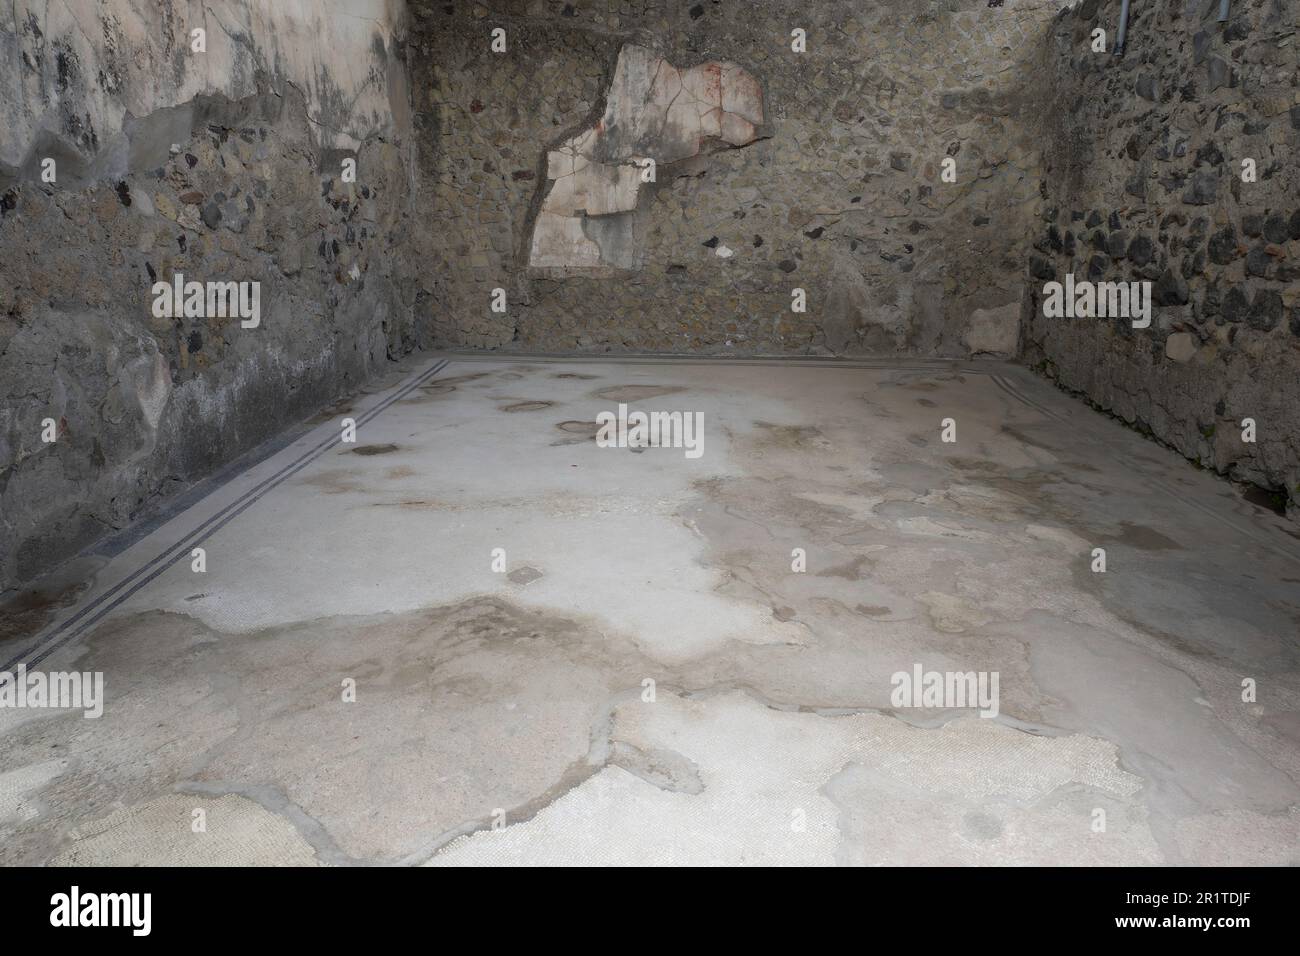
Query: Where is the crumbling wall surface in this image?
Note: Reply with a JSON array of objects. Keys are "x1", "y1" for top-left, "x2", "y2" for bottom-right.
[
  {"x1": 410, "y1": 0, "x2": 1065, "y2": 355},
  {"x1": 0, "y1": 0, "x2": 424, "y2": 591},
  {"x1": 1024, "y1": 0, "x2": 1300, "y2": 516}
]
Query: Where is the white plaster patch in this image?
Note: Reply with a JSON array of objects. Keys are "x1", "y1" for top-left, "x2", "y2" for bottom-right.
[
  {"x1": 134, "y1": 348, "x2": 173, "y2": 431},
  {"x1": 429, "y1": 692, "x2": 1149, "y2": 866},
  {"x1": 964, "y1": 302, "x2": 1021, "y2": 357},
  {"x1": 530, "y1": 45, "x2": 763, "y2": 271}
]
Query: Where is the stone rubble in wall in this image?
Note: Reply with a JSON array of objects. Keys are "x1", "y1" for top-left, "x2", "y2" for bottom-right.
[
  {"x1": 1023, "y1": 0, "x2": 1300, "y2": 516},
  {"x1": 415, "y1": 1, "x2": 1063, "y2": 356}
]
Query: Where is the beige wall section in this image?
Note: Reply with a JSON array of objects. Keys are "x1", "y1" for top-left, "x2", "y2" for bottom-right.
[{"x1": 1, "y1": 0, "x2": 409, "y2": 170}]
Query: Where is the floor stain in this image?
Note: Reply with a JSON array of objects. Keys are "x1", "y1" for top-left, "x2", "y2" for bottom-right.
[
  {"x1": 889, "y1": 380, "x2": 941, "y2": 392},
  {"x1": 815, "y1": 555, "x2": 874, "y2": 581},
  {"x1": 593, "y1": 385, "x2": 685, "y2": 403},
  {"x1": 0, "y1": 577, "x2": 91, "y2": 645},
  {"x1": 752, "y1": 421, "x2": 830, "y2": 451},
  {"x1": 553, "y1": 420, "x2": 602, "y2": 445},
  {"x1": 1109, "y1": 521, "x2": 1182, "y2": 552},
  {"x1": 399, "y1": 382, "x2": 458, "y2": 406},
  {"x1": 508, "y1": 566, "x2": 544, "y2": 586},
  {"x1": 306, "y1": 399, "x2": 355, "y2": 425},
  {"x1": 300, "y1": 469, "x2": 367, "y2": 495},
  {"x1": 351, "y1": 444, "x2": 400, "y2": 457},
  {"x1": 433, "y1": 373, "x2": 493, "y2": 387},
  {"x1": 502, "y1": 401, "x2": 554, "y2": 413},
  {"x1": 855, "y1": 604, "x2": 892, "y2": 617}
]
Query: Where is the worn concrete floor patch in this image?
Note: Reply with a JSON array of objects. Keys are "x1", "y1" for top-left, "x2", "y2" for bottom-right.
[
  {"x1": 51, "y1": 794, "x2": 318, "y2": 867},
  {"x1": 429, "y1": 691, "x2": 1146, "y2": 866}
]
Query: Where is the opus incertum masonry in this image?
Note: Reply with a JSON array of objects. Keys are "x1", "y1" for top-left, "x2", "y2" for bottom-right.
[
  {"x1": 150, "y1": 273, "x2": 261, "y2": 328},
  {"x1": 1041, "y1": 274, "x2": 1153, "y2": 329}
]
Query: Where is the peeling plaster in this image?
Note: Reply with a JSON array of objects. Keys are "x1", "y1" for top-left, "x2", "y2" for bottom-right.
[{"x1": 529, "y1": 44, "x2": 763, "y2": 272}]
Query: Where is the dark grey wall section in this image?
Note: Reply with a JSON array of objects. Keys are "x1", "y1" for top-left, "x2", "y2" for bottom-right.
[
  {"x1": 1024, "y1": 0, "x2": 1300, "y2": 518},
  {"x1": 0, "y1": 1, "x2": 431, "y2": 591}
]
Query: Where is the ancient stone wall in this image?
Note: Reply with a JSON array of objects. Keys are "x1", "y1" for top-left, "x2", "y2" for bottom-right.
[
  {"x1": 1024, "y1": 0, "x2": 1300, "y2": 516},
  {"x1": 410, "y1": 0, "x2": 1063, "y2": 355},
  {"x1": 0, "y1": 0, "x2": 426, "y2": 590}
]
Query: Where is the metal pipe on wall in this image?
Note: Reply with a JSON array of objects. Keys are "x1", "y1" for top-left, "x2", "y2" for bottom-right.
[
  {"x1": 1218, "y1": 0, "x2": 1231, "y2": 23},
  {"x1": 1114, "y1": 0, "x2": 1132, "y2": 57}
]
